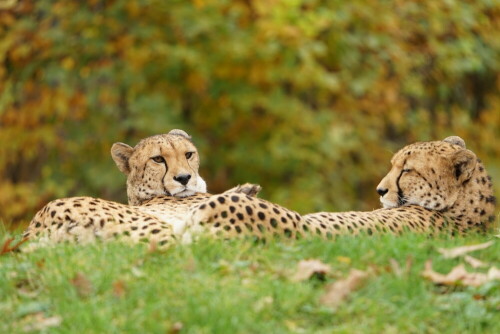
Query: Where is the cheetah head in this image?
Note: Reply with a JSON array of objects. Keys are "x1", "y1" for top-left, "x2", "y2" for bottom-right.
[
  {"x1": 376, "y1": 136, "x2": 480, "y2": 211},
  {"x1": 111, "y1": 129, "x2": 207, "y2": 205}
]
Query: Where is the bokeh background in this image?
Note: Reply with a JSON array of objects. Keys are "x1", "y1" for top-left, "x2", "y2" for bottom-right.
[{"x1": 1, "y1": 0, "x2": 499, "y2": 229}]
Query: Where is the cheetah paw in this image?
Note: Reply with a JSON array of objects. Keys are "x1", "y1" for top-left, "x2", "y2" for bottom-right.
[{"x1": 224, "y1": 183, "x2": 262, "y2": 197}]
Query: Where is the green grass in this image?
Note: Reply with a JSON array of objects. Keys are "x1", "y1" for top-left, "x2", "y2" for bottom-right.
[{"x1": 1, "y1": 233, "x2": 499, "y2": 334}]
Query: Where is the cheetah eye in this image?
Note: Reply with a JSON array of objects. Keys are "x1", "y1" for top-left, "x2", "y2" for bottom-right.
[
  {"x1": 185, "y1": 152, "x2": 194, "y2": 159},
  {"x1": 151, "y1": 156, "x2": 165, "y2": 164},
  {"x1": 402, "y1": 168, "x2": 412, "y2": 173}
]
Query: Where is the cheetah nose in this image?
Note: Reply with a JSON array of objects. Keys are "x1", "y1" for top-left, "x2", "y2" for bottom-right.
[
  {"x1": 377, "y1": 188, "x2": 389, "y2": 196},
  {"x1": 173, "y1": 174, "x2": 191, "y2": 186}
]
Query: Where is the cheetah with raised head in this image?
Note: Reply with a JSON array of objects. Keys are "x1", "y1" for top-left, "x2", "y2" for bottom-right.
[
  {"x1": 23, "y1": 130, "x2": 303, "y2": 247},
  {"x1": 303, "y1": 136, "x2": 496, "y2": 237}
]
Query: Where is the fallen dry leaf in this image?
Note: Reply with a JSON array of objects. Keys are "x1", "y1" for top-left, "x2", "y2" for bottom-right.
[
  {"x1": 22, "y1": 313, "x2": 62, "y2": 332},
  {"x1": 253, "y1": 296, "x2": 274, "y2": 312},
  {"x1": 389, "y1": 256, "x2": 413, "y2": 277},
  {"x1": 168, "y1": 322, "x2": 183, "y2": 334},
  {"x1": 71, "y1": 273, "x2": 93, "y2": 297},
  {"x1": 405, "y1": 256, "x2": 414, "y2": 275},
  {"x1": 488, "y1": 267, "x2": 500, "y2": 280},
  {"x1": 336, "y1": 256, "x2": 351, "y2": 264},
  {"x1": 464, "y1": 255, "x2": 487, "y2": 268},
  {"x1": 112, "y1": 280, "x2": 126, "y2": 298},
  {"x1": 319, "y1": 269, "x2": 369, "y2": 308},
  {"x1": 422, "y1": 260, "x2": 500, "y2": 287},
  {"x1": 437, "y1": 241, "x2": 493, "y2": 259},
  {"x1": 389, "y1": 258, "x2": 403, "y2": 277},
  {"x1": 291, "y1": 259, "x2": 331, "y2": 282},
  {"x1": 1, "y1": 237, "x2": 29, "y2": 255}
]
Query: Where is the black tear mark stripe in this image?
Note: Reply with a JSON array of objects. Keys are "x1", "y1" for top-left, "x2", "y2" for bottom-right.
[
  {"x1": 396, "y1": 159, "x2": 407, "y2": 205},
  {"x1": 161, "y1": 165, "x2": 169, "y2": 195}
]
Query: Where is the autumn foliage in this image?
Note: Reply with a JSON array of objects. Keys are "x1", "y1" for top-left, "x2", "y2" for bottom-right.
[{"x1": 1, "y1": 0, "x2": 499, "y2": 225}]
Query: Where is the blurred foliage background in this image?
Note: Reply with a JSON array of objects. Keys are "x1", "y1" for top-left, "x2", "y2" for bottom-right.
[{"x1": 1, "y1": 0, "x2": 499, "y2": 228}]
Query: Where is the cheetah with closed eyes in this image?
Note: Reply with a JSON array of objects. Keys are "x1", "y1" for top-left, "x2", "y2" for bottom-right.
[
  {"x1": 23, "y1": 134, "x2": 496, "y2": 249},
  {"x1": 302, "y1": 136, "x2": 496, "y2": 237}
]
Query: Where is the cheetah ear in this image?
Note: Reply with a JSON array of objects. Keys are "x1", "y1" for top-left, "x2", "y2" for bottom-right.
[
  {"x1": 168, "y1": 129, "x2": 192, "y2": 140},
  {"x1": 111, "y1": 142, "x2": 134, "y2": 175},
  {"x1": 443, "y1": 136, "x2": 466, "y2": 148},
  {"x1": 451, "y1": 149, "x2": 476, "y2": 183}
]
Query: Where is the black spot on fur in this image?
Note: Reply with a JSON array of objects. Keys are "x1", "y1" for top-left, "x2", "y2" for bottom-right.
[
  {"x1": 231, "y1": 196, "x2": 239, "y2": 202},
  {"x1": 486, "y1": 196, "x2": 496, "y2": 204}
]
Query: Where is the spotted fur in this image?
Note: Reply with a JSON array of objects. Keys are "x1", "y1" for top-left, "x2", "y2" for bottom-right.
[
  {"x1": 23, "y1": 135, "x2": 496, "y2": 249},
  {"x1": 303, "y1": 136, "x2": 496, "y2": 236},
  {"x1": 111, "y1": 129, "x2": 207, "y2": 205}
]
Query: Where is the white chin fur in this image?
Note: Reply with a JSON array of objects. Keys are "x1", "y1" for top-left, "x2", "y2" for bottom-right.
[
  {"x1": 380, "y1": 198, "x2": 398, "y2": 209},
  {"x1": 196, "y1": 176, "x2": 207, "y2": 193},
  {"x1": 171, "y1": 176, "x2": 207, "y2": 197}
]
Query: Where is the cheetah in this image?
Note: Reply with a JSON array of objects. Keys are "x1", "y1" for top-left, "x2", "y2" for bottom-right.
[
  {"x1": 303, "y1": 136, "x2": 496, "y2": 237},
  {"x1": 23, "y1": 130, "x2": 304, "y2": 247},
  {"x1": 23, "y1": 134, "x2": 496, "y2": 249}
]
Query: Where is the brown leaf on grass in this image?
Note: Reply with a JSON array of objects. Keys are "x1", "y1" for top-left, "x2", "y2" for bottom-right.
[
  {"x1": 112, "y1": 280, "x2": 126, "y2": 298},
  {"x1": 22, "y1": 313, "x2": 62, "y2": 332},
  {"x1": 389, "y1": 256, "x2": 413, "y2": 277},
  {"x1": 168, "y1": 322, "x2": 183, "y2": 334},
  {"x1": 406, "y1": 256, "x2": 414, "y2": 272},
  {"x1": 488, "y1": 267, "x2": 500, "y2": 280},
  {"x1": 16, "y1": 278, "x2": 41, "y2": 298},
  {"x1": 389, "y1": 258, "x2": 403, "y2": 277},
  {"x1": 437, "y1": 241, "x2": 494, "y2": 259},
  {"x1": 291, "y1": 259, "x2": 331, "y2": 282},
  {"x1": 422, "y1": 260, "x2": 500, "y2": 287},
  {"x1": 319, "y1": 269, "x2": 369, "y2": 308},
  {"x1": 464, "y1": 255, "x2": 487, "y2": 268},
  {"x1": 70, "y1": 273, "x2": 93, "y2": 297},
  {"x1": 1, "y1": 237, "x2": 29, "y2": 255}
]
